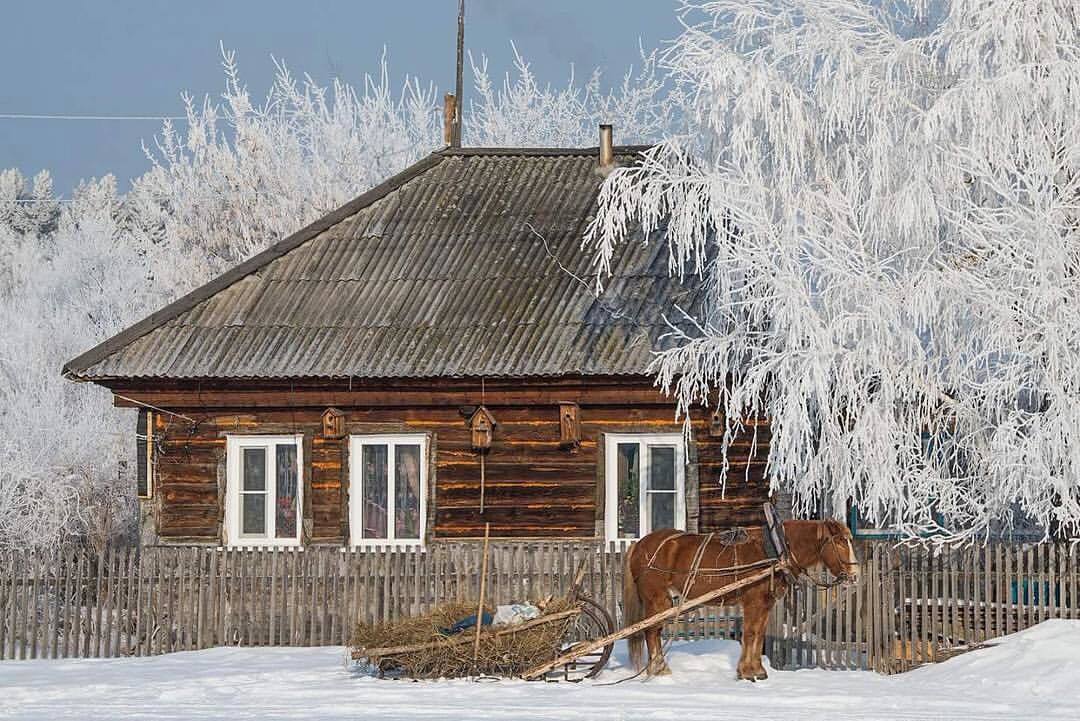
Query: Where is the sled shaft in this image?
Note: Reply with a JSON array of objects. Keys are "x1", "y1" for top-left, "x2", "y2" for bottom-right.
[{"x1": 522, "y1": 564, "x2": 781, "y2": 680}]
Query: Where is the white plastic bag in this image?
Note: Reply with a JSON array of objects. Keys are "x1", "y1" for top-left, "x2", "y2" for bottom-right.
[{"x1": 492, "y1": 602, "x2": 541, "y2": 627}]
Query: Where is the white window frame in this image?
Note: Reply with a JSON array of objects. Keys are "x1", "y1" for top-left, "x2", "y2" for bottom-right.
[
  {"x1": 349, "y1": 434, "x2": 428, "y2": 548},
  {"x1": 225, "y1": 434, "x2": 304, "y2": 548},
  {"x1": 604, "y1": 433, "x2": 686, "y2": 542}
]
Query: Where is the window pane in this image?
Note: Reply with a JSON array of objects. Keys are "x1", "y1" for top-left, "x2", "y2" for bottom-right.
[
  {"x1": 362, "y1": 444, "x2": 389, "y2": 539},
  {"x1": 395, "y1": 445, "x2": 422, "y2": 539},
  {"x1": 616, "y1": 443, "x2": 639, "y2": 538},
  {"x1": 275, "y1": 444, "x2": 299, "y2": 539},
  {"x1": 649, "y1": 492, "x2": 676, "y2": 532},
  {"x1": 242, "y1": 494, "x2": 266, "y2": 535},
  {"x1": 649, "y1": 446, "x2": 676, "y2": 490},
  {"x1": 242, "y1": 448, "x2": 266, "y2": 491}
]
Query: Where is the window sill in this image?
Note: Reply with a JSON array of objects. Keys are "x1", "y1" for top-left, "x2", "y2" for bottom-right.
[
  {"x1": 348, "y1": 540, "x2": 425, "y2": 550},
  {"x1": 224, "y1": 538, "x2": 303, "y2": 549}
]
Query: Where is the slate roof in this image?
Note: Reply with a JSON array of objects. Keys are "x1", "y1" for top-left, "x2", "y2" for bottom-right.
[{"x1": 64, "y1": 146, "x2": 701, "y2": 381}]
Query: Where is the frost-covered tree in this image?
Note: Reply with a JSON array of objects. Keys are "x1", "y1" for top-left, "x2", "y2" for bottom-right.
[
  {"x1": 0, "y1": 176, "x2": 188, "y2": 551},
  {"x1": 0, "y1": 170, "x2": 60, "y2": 295},
  {"x1": 468, "y1": 44, "x2": 676, "y2": 147},
  {"x1": 134, "y1": 48, "x2": 441, "y2": 267},
  {"x1": 589, "y1": 0, "x2": 1080, "y2": 541},
  {"x1": 0, "y1": 169, "x2": 59, "y2": 236}
]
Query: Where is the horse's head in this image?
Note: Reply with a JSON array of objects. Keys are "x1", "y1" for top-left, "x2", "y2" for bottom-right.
[{"x1": 817, "y1": 518, "x2": 859, "y2": 585}]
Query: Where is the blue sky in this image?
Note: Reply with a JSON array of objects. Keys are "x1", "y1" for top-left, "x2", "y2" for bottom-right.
[{"x1": 0, "y1": 1, "x2": 680, "y2": 194}]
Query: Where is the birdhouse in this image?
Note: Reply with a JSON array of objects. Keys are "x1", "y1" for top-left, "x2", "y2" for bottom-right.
[
  {"x1": 468, "y1": 406, "x2": 496, "y2": 451},
  {"x1": 321, "y1": 407, "x2": 346, "y2": 439},
  {"x1": 559, "y1": 402, "x2": 580, "y2": 449},
  {"x1": 709, "y1": 408, "x2": 724, "y2": 437}
]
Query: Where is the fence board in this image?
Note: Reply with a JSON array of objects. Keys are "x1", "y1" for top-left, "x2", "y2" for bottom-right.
[
  {"x1": 5, "y1": 554, "x2": 17, "y2": 660},
  {"x1": 27, "y1": 554, "x2": 39, "y2": 660},
  {"x1": 101, "y1": 549, "x2": 114, "y2": 658}
]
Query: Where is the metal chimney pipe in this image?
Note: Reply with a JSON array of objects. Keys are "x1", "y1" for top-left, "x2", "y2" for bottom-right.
[{"x1": 599, "y1": 124, "x2": 614, "y2": 169}]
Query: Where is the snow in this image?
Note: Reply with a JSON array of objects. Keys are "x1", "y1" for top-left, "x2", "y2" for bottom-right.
[{"x1": 3, "y1": 621, "x2": 1078, "y2": 721}]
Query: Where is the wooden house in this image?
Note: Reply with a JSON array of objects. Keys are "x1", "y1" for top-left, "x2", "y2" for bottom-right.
[{"x1": 63, "y1": 136, "x2": 771, "y2": 548}]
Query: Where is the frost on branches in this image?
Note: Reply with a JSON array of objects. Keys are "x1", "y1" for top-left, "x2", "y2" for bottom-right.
[
  {"x1": 0, "y1": 173, "x2": 178, "y2": 552},
  {"x1": 589, "y1": 0, "x2": 1080, "y2": 541}
]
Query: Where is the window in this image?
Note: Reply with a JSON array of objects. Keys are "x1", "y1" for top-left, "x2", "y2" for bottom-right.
[
  {"x1": 136, "y1": 409, "x2": 153, "y2": 499},
  {"x1": 604, "y1": 434, "x2": 686, "y2": 541},
  {"x1": 225, "y1": 435, "x2": 303, "y2": 547},
  {"x1": 349, "y1": 435, "x2": 427, "y2": 546}
]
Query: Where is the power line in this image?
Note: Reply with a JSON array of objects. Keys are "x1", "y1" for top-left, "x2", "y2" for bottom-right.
[
  {"x1": 0, "y1": 113, "x2": 186, "y2": 121},
  {"x1": 6, "y1": 199, "x2": 76, "y2": 203}
]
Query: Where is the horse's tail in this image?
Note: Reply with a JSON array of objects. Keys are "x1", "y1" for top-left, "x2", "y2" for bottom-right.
[{"x1": 622, "y1": 541, "x2": 646, "y2": 671}]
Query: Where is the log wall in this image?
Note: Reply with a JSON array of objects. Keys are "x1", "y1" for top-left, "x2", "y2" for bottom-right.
[{"x1": 114, "y1": 378, "x2": 771, "y2": 544}]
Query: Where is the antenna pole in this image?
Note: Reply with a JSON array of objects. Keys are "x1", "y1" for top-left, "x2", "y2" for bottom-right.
[{"x1": 453, "y1": 0, "x2": 465, "y2": 147}]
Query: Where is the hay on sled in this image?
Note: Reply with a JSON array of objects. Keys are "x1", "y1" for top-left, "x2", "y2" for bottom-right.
[{"x1": 351, "y1": 598, "x2": 578, "y2": 679}]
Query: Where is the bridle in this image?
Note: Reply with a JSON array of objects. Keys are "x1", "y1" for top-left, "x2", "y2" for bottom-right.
[{"x1": 788, "y1": 528, "x2": 858, "y2": 589}]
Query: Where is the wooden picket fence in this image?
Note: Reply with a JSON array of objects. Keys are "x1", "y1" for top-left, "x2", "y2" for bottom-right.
[
  {"x1": 765, "y1": 541, "x2": 1080, "y2": 673},
  {"x1": 0, "y1": 542, "x2": 627, "y2": 661},
  {"x1": 1, "y1": 540, "x2": 1077, "y2": 673}
]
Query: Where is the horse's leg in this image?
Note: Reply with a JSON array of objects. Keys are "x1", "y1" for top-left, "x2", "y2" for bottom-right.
[
  {"x1": 641, "y1": 587, "x2": 673, "y2": 676},
  {"x1": 644, "y1": 624, "x2": 669, "y2": 676},
  {"x1": 737, "y1": 588, "x2": 772, "y2": 681}
]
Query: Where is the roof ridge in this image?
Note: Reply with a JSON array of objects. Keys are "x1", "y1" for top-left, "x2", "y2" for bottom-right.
[
  {"x1": 436, "y1": 145, "x2": 652, "y2": 157},
  {"x1": 62, "y1": 151, "x2": 448, "y2": 379}
]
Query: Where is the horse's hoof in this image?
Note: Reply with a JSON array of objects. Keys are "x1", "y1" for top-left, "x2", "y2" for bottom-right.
[
  {"x1": 737, "y1": 672, "x2": 756, "y2": 682},
  {"x1": 754, "y1": 671, "x2": 768, "y2": 681},
  {"x1": 648, "y1": 660, "x2": 672, "y2": 677}
]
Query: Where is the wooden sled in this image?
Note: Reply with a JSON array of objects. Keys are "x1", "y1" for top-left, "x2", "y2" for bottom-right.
[{"x1": 351, "y1": 594, "x2": 615, "y2": 681}]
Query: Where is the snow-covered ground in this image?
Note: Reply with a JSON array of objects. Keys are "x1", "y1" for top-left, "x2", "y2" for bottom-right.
[{"x1": 2, "y1": 620, "x2": 1077, "y2": 721}]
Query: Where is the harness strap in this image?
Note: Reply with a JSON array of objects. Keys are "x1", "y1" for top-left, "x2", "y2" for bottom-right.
[
  {"x1": 643, "y1": 531, "x2": 780, "y2": 577},
  {"x1": 678, "y1": 533, "x2": 714, "y2": 601},
  {"x1": 643, "y1": 531, "x2": 689, "y2": 571}
]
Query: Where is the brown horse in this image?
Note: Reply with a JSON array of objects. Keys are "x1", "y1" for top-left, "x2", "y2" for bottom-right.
[{"x1": 623, "y1": 519, "x2": 859, "y2": 680}]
